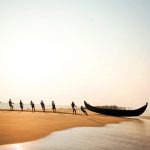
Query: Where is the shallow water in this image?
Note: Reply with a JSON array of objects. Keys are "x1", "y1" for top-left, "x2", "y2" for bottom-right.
[{"x1": 0, "y1": 113, "x2": 150, "y2": 150}]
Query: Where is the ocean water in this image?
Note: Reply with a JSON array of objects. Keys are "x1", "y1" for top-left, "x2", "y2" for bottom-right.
[{"x1": 0, "y1": 110, "x2": 150, "y2": 150}]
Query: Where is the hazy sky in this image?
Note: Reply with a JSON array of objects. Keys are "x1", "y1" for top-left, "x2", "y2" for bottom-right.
[{"x1": 0, "y1": 0, "x2": 150, "y2": 107}]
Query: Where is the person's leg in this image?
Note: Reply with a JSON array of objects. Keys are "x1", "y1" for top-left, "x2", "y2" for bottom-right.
[
  {"x1": 85, "y1": 111, "x2": 88, "y2": 116},
  {"x1": 73, "y1": 108, "x2": 76, "y2": 114},
  {"x1": 11, "y1": 105, "x2": 13, "y2": 110}
]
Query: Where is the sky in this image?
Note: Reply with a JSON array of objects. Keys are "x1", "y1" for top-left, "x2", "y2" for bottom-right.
[{"x1": 0, "y1": 0, "x2": 150, "y2": 107}]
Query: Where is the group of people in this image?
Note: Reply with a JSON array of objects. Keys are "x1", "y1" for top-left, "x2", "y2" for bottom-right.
[
  {"x1": 8, "y1": 99, "x2": 56, "y2": 112},
  {"x1": 39, "y1": 100, "x2": 56, "y2": 112},
  {"x1": 7, "y1": 99, "x2": 88, "y2": 115}
]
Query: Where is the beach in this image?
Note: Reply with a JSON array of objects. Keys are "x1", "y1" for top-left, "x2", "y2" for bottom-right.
[{"x1": 0, "y1": 109, "x2": 128, "y2": 145}]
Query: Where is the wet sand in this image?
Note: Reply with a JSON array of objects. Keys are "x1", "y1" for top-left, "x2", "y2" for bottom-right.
[{"x1": 0, "y1": 109, "x2": 129, "y2": 145}]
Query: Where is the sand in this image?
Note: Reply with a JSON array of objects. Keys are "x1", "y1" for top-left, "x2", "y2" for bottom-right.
[{"x1": 0, "y1": 109, "x2": 129, "y2": 145}]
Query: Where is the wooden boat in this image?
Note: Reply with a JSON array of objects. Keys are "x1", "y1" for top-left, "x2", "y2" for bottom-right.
[{"x1": 84, "y1": 101, "x2": 148, "y2": 117}]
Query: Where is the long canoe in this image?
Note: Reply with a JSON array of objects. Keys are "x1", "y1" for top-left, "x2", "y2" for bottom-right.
[{"x1": 84, "y1": 101, "x2": 148, "y2": 117}]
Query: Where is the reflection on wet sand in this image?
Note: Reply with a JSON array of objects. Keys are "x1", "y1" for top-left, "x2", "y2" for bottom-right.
[{"x1": 0, "y1": 117, "x2": 150, "y2": 150}]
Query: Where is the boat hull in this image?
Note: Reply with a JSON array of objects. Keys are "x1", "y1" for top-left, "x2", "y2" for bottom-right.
[{"x1": 84, "y1": 101, "x2": 148, "y2": 117}]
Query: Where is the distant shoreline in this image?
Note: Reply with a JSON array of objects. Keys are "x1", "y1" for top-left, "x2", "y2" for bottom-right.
[{"x1": 0, "y1": 108, "x2": 78, "y2": 115}]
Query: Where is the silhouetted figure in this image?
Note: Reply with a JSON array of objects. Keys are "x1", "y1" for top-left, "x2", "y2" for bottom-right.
[
  {"x1": 80, "y1": 106, "x2": 88, "y2": 116},
  {"x1": 9, "y1": 99, "x2": 14, "y2": 110},
  {"x1": 52, "y1": 101, "x2": 56, "y2": 112},
  {"x1": 19, "y1": 100, "x2": 23, "y2": 111},
  {"x1": 40, "y1": 100, "x2": 45, "y2": 112},
  {"x1": 71, "y1": 101, "x2": 77, "y2": 114},
  {"x1": 30, "y1": 101, "x2": 35, "y2": 112}
]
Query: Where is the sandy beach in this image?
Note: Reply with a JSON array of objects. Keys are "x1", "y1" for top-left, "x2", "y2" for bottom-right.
[{"x1": 0, "y1": 109, "x2": 129, "y2": 145}]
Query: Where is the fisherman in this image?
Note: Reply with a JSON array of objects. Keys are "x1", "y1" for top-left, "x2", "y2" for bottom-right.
[
  {"x1": 40, "y1": 100, "x2": 45, "y2": 112},
  {"x1": 71, "y1": 101, "x2": 77, "y2": 114},
  {"x1": 30, "y1": 101, "x2": 35, "y2": 112},
  {"x1": 52, "y1": 101, "x2": 56, "y2": 112},
  {"x1": 9, "y1": 99, "x2": 14, "y2": 110},
  {"x1": 80, "y1": 106, "x2": 88, "y2": 116},
  {"x1": 19, "y1": 100, "x2": 23, "y2": 111}
]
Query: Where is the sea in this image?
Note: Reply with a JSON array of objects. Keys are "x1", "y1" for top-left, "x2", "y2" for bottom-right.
[{"x1": 0, "y1": 104, "x2": 150, "y2": 150}]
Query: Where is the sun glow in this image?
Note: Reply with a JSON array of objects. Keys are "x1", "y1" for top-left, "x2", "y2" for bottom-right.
[
  {"x1": 0, "y1": 0, "x2": 150, "y2": 106},
  {"x1": 5, "y1": 48, "x2": 56, "y2": 86},
  {"x1": 12, "y1": 144, "x2": 23, "y2": 150}
]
